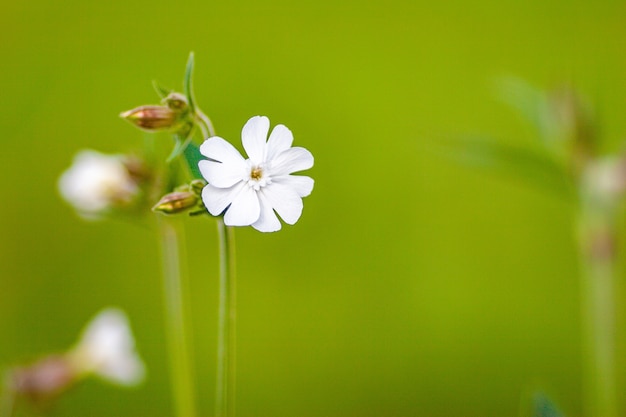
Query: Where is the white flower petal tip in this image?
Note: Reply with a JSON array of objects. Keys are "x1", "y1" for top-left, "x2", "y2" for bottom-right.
[
  {"x1": 70, "y1": 308, "x2": 145, "y2": 386},
  {"x1": 58, "y1": 150, "x2": 139, "y2": 219},
  {"x1": 199, "y1": 116, "x2": 314, "y2": 232}
]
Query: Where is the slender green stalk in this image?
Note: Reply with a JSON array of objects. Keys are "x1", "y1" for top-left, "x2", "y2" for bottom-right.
[
  {"x1": 216, "y1": 218, "x2": 236, "y2": 417},
  {"x1": 579, "y1": 197, "x2": 618, "y2": 417},
  {"x1": 158, "y1": 217, "x2": 197, "y2": 417},
  {"x1": 196, "y1": 110, "x2": 216, "y2": 138}
]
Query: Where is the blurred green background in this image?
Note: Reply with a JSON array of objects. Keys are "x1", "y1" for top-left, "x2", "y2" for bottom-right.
[{"x1": 2, "y1": 0, "x2": 626, "y2": 416}]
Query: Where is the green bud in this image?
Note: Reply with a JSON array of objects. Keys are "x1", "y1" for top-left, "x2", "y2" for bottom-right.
[
  {"x1": 163, "y1": 92, "x2": 189, "y2": 111},
  {"x1": 152, "y1": 191, "x2": 199, "y2": 215},
  {"x1": 190, "y1": 179, "x2": 207, "y2": 195}
]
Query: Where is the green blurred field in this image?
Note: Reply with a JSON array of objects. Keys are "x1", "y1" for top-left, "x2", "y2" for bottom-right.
[{"x1": 2, "y1": 0, "x2": 626, "y2": 416}]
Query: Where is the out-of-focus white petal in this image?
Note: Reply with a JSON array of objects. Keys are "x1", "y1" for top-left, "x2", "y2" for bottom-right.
[
  {"x1": 199, "y1": 159, "x2": 247, "y2": 189},
  {"x1": 199, "y1": 136, "x2": 245, "y2": 164},
  {"x1": 271, "y1": 147, "x2": 314, "y2": 175},
  {"x1": 58, "y1": 150, "x2": 138, "y2": 217},
  {"x1": 202, "y1": 183, "x2": 241, "y2": 216},
  {"x1": 224, "y1": 186, "x2": 260, "y2": 226},
  {"x1": 274, "y1": 175, "x2": 314, "y2": 197},
  {"x1": 266, "y1": 124, "x2": 293, "y2": 161},
  {"x1": 261, "y1": 182, "x2": 303, "y2": 225},
  {"x1": 252, "y1": 193, "x2": 282, "y2": 232},
  {"x1": 241, "y1": 116, "x2": 269, "y2": 164},
  {"x1": 70, "y1": 308, "x2": 145, "y2": 386}
]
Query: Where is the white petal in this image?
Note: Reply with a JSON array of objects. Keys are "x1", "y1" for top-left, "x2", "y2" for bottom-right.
[
  {"x1": 199, "y1": 159, "x2": 247, "y2": 188},
  {"x1": 202, "y1": 183, "x2": 241, "y2": 216},
  {"x1": 241, "y1": 116, "x2": 269, "y2": 164},
  {"x1": 266, "y1": 124, "x2": 293, "y2": 161},
  {"x1": 274, "y1": 175, "x2": 314, "y2": 197},
  {"x1": 224, "y1": 186, "x2": 260, "y2": 226},
  {"x1": 252, "y1": 193, "x2": 282, "y2": 232},
  {"x1": 271, "y1": 147, "x2": 314, "y2": 175},
  {"x1": 261, "y1": 182, "x2": 303, "y2": 225},
  {"x1": 200, "y1": 137, "x2": 244, "y2": 164},
  {"x1": 98, "y1": 353, "x2": 145, "y2": 386}
]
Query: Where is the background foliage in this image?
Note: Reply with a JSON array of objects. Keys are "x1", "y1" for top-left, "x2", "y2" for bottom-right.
[{"x1": 2, "y1": 0, "x2": 626, "y2": 416}]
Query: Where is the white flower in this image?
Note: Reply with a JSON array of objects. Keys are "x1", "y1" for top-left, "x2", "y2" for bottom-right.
[
  {"x1": 58, "y1": 150, "x2": 139, "y2": 219},
  {"x1": 199, "y1": 116, "x2": 314, "y2": 232},
  {"x1": 69, "y1": 308, "x2": 145, "y2": 386}
]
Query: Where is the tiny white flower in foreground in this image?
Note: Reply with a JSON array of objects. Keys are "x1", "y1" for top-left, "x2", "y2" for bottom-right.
[
  {"x1": 199, "y1": 116, "x2": 314, "y2": 232},
  {"x1": 58, "y1": 150, "x2": 139, "y2": 219},
  {"x1": 68, "y1": 308, "x2": 145, "y2": 386}
]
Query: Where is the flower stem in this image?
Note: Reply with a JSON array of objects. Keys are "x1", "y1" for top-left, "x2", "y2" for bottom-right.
[
  {"x1": 158, "y1": 217, "x2": 197, "y2": 417},
  {"x1": 579, "y1": 197, "x2": 618, "y2": 417},
  {"x1": 216, "y1": 218, "x2": 236, "y2": 417},
  {"x1": 196, "y1": 110, "x2": 216, "y2": 139}
]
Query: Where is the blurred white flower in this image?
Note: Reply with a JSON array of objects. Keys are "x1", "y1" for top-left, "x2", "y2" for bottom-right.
[
  {"x1": 58, "y1": 150, "x2": 139, "y2": 219},
  {"x1": 583, "y1": 156, "x2": 626, "y2": 206},
  {"x1": 199, "y1": 116, "x2": 314, "y2": 232},
  {"x1": 69, "y1": 308, "x2": 145, "y2": 386}
]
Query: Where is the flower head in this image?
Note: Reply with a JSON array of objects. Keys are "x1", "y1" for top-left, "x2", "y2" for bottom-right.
[
  {"x1": 58, "y1": 150, "x2": 140, "y2": 219},
  {"x1": 199, "y1": 116, "x2": 314, "y2": 232},
  {"x1": 68, "y1": 308, "x2": 145, "y2": 386}
]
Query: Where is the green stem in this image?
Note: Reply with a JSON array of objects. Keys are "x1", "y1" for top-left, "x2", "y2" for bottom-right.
[
  {"x1": 579, "y1": 198, "x2": 618, "y2": 417},
  {"x1": 196, "y1": 110, "x2": 216, "y2": 138},
  {"x1": 216, "y1": 218, "x2": 236, "y2": 417},
  {"x1": 158, "y1": 217, "x2": 197, "y2": 417}
]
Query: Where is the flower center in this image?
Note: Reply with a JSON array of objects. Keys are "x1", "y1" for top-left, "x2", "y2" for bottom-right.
[
  {"x1": 245, "y1": 163, "x2": 272, "y2": 191},
  {"x1": 250, "y1": 166, "x2": 263, "y2": 180}
]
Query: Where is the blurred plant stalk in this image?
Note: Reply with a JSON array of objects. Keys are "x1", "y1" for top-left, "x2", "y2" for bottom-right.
[
  {"x1": 578, "y1": 204, "x2": 618, "y2": 417},
  {"x1": 158, "y1": 218, "x2": 197, "y2": 417},
  {"x1": 578, "y1": 156, "x2": 626, "y2": 417},
  {"x1": 215, "y1": 218, "x2": 237, "y2": 417},
  {"x1": 460, "y1": 79, "x2": 626, "y2": 416}
]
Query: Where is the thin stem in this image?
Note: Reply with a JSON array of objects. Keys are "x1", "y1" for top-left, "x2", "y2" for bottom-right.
[
  {"x1": 579, "y1": 198, "x2": 618, "y2": 417},
  {"x1": 158, "y1": 217, "x2": 197, "y2": 417},
  {"x1": 216, "y1": 218, "x2": 236, "y2": 417},
  {"x1": 196, "y1": 110, "x2": 216, "y2": 138}
]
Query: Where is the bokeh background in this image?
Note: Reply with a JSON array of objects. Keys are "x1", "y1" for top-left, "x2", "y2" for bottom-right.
[{"x1": 2, "y1": 0, "x2": 626, "y2": 416}]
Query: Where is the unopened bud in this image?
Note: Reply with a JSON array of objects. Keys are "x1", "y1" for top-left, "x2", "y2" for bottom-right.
[
  {"x1": 120, "y1": 105, "x2": 181, "y2": 132},
  {"x1": 10, "y1": 356, "x2": 77, "y2": 403},
  {"x1": 163, "y1": 92, "x2": 188, "y2": 111},
  {"x1": 153, "y1": 191, "x2": 199, "y2": 214},
  {"x1": 190, "y1": 179, "x2": 207, "y2": 195}
]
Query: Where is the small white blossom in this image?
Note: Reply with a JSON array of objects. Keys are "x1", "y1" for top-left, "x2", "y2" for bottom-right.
[
  {"x1": 58, "y1": 150, "x2": 139, "y2": 219},
  {"x1": 69, "y1": 308, "x2": 145, "y2": 386},
  {"x1": 199, "y1": 116, "x2": 314, "y2": 232}
]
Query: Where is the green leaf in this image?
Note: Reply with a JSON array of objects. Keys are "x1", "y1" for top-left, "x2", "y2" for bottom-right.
[
  {"x1": 496, "y1": 77, "x2": 558, "y2": 145},
  {"x1": 183, "y1": 140, "x2": 203, "y2": 180},
  {"x1": 167, "y1": 134, "x2": 193, "y2": 164},
  {"x1": 152, "y1": 80, "x2": 172, "y2": 99},
  {"x1": 440, "y1": 135, "x2": 576, "y2": 201},
  {"x1": 532, "y1": 393, "x2": 565, "y2": 417},
  {"x1": 183, "y1": 52, "x2": 196, "y2": 112}
]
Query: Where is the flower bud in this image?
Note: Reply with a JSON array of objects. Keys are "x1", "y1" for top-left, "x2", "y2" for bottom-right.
[
  {"x1": 163, "y1": 92, "x2": 188, "y2": 111},
  {"x1": 120, "y1": 105, "x2": 181, "y2": 132},
  {"x1": 190, "y1": 179, "x2": 207, "y2": 195},
  {"x1": 152, "y1": 191, "x2": 199, "y2": 215},
  {"x1": 9, "y1": 356, "x2": 77, "y2": 403}
]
